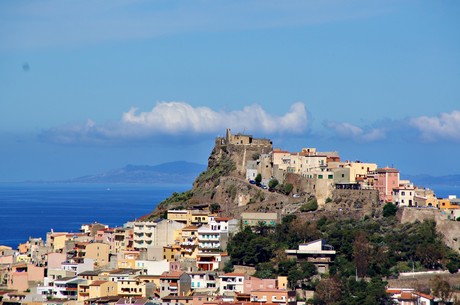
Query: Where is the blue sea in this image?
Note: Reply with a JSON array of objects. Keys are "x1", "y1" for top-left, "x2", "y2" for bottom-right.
[{"x1": 0, "y1": 183, "x2": 189, "y2": 248}]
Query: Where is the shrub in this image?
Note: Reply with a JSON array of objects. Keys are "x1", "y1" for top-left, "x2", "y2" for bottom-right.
[
  {"x1": 268, "y1": 178, "x2": 279, "y2": 189},
  {"x1": 383, "y1": 202, "x2": 398, "y2": 217},
  {"x1": 301, "y1": 199, "x2": 318, "y2": 212}
]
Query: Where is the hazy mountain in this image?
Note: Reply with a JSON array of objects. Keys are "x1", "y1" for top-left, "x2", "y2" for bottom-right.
[
  {"x1": 63, "y1": 161, "x2": 206, "y2": 184},
  {"x1": 402, "y1": 174, "x2": 460, "y2": 188}
]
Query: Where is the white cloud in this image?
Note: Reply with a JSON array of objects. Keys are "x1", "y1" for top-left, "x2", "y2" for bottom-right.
[
  {"x1": 410, "y1": 110, "x2": 460, "y2": 142},
  {"x1": 41, "y1": 102, "x2": 308, "y2": 144},
  {"x1": 326, "y1": 121, "x2": 385, "y2": 142}
]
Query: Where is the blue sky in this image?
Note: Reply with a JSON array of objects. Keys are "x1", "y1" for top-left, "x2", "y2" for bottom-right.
[{"x1": 1, "y1": 0, "x2": 459, "y2": 181}]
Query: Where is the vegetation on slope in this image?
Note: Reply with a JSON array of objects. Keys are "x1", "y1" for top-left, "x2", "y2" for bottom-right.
[
  {"x1": 225, "y1": 215, "x2": 460, "y2": 304},
  {"x1": 144, "y1": 156, "x2": 236, "y2": 219}
]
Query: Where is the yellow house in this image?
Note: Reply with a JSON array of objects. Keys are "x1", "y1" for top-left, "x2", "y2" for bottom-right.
[
  {"x1": 85, "y1": 242, "x2": 110, "y2": 267},
  {"x1": 163, "y1": 244, "x2": 181, "y2": 262},
  {"x1": 89, "y1": 280, "x2": 117, "y2": 299},
  {"x1": 180, "y1": 226, "x2": 199, "y2": 260},
  {"x1": 437, "y1": 198, "x2": 458, "y2": 209},
  {"x1": 117, "y1": 250, "x2": 140, "y2": 269},
  {"x1": 51, "y1": 234, "x2": 68, "y2": 252},
  {"x1": 167, "y1": 210, "x2": 213, "y2": 226},
  {"x1": 118, "y1": 278, "x2": 146, "y2": 297}
]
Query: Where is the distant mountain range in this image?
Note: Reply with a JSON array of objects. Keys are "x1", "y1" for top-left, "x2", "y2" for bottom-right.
[
  {"x1": 61, "y1": 161, "x2": 206, "y2": 184},
  {"x1": 402, "y1": 174, "x2": 460, "y2": 188},
  {"x1": 56, "y1": 162, "x2": 459, "y2": 188}
]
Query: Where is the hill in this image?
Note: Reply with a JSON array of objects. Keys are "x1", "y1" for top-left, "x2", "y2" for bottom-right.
[
  {"x1": 403, "y1": 174, "x2": 460, "y2": 188},
  {"x1": 62, "y1": 161, "x2": 206, "y2": 184}
]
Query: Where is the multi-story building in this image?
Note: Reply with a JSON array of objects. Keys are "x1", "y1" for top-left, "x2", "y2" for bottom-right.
[
  {"x1": 196, "y1": 252, "x2": 226, "y2": 271},
  {"x1": 285, "y1": 239, "x2": 336, "y2": 274},
  {"x1": 189, "y1": 271, "x2": 217, "y2": 292},
  {"x1": 159, "y1": 271, "x2": 191, "y2": 298},
  {"x1": 393, "y1": 181, "x2": 416, "y2": 207},
  {"x1": 218, "y1": 273, "x2": 246, "y2": 294},
  {"x1": 179, "y1": 225, "x2": 199, "y2": 260},
  {"x1": 250, "y1": 289, "x2": 296, "y2": 305},
  {"x1": 197, "y1": 226, "x2": 221, "y2": 252},
  {"x1": 133, "y1": 222, "x2": 156, "y2": 250},
  {"x1": 371, "y1": 167, "x2": 400, "y2": 203}
]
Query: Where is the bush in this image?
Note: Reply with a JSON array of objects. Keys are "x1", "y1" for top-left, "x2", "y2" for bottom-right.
[
  {"x1": 383, "y1": 202, "x2": 397, "y2": 217},
  {"x1": 255, "y1": 173, "x2": 262, "y2": 185},
  {"x1": 447, "y1": 261, "x2": 459, "y2": 274},
  {"x1": 268, "y1": 178, "x2": 279, "y2": 189},
  {"x1": 282, "y1": 183, "x2": 293, "y2": 195},
  {"x1": 301, "y1": 199, "x2": 318, "y2": 212}
]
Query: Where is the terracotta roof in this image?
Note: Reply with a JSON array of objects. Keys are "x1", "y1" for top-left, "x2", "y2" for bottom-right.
[
  {"x1": 160, "y1": 271, "x2": 184, "y2": 278},
  {"x1": 413, "y1": 292, "x2": 435, "y2": 300},
  {"x1": 399, "y1": 292, "x2": 417, "y2": 300},
  {"x1": 215, "y1": 217, "x2": 232, "y2": 221},
  {"x1": 221, "y1": 273, "x2": 245, "y2": 277}
]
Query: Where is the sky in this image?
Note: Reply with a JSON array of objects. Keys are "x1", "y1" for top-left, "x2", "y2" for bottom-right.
[{"x1": 1, "y1": 0, "x2": 459, "y2": 181}]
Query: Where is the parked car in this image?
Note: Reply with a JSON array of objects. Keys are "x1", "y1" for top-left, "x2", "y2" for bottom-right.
[{"x1": 249, "y1": 180, "x2": 256, "y2": 184}]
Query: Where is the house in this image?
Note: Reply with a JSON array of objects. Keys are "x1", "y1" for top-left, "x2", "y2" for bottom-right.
[
  {"x1": 386, "y1": 288, "x2": 434, "y2": 305},
  {"x1": 6, "y1": 263, "x2": 45, "y2": 292},
  {"x1": 243, "y1": 276, "x2": 277, "y2": 293},
  {"x1": 189, "y1": 271, "x2": 217, "y2": 292},
  {"x1": 218, "y1": 273, "x2": 246, "y2": 295},
  {"x1": 250, "y1": 289, "x2": 296, "y2": 305},
  {"x1": 198, "y1": 226, "x2": 221, "y2": 252},
  {"x1": 285, "y1": 239, "x2": 336, "y2": 274},
  {"x1": 196, "y1": 252, "x2": 227, "y2": 271},
  {"x1": 393, "y1": 181, "x2": 416, "y2": 207},
  {"x1": 371, "y1": 167, "x2": 400, "y2": 203},
  {"x1": 133, "y1": 222, "x2": 157, "y2": 250},
  {"x1": 159, "y1": 271, "x2": 191, "y2": 298},
  {"x1": 88, "y1": 280, "x2": 117, "y2": 300}
]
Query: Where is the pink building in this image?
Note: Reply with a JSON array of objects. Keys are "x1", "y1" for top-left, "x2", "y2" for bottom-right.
[
  {"x1": 243, "y1": 276, "x2": 277, "y2": 293},
  {"x1": 7, "y1": 263, "x2": 45, "y2": 292},
  {"x1": 47, "y1": 252, "x2": 67, "y2": 269},
  {"x1": 373, "y1": 167, "x2": 400, "y2": 203}
]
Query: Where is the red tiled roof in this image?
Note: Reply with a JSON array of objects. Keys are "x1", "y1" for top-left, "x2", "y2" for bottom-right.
[
  {"x1": 160, "y1": 271, "x2": 184, "y2": 278},
  {"x1": 414, "y1": 292, "x2": 435, "y2": 300},
  {"x1": 221, "y1": 273, "x2": 245, "y2": 277},
  {"x1": 399, "y1": 292, "x2": 417, "y2": 300}
]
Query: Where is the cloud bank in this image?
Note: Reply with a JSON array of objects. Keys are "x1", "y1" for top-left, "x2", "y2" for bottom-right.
[
  {"x1": 410, "y1": 110, "x2": 460, "y2": 142},
  {"x1": 41, "y1": 102, "x2": 308, "y2": 144}
]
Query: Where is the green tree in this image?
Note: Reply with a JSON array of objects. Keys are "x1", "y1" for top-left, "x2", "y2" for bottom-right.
[
  {"x1": 210, "y1": 203, "x2": 220, "y2": 213},
  {"x1": 268, "y1": 178, "x2": 279, "y2": 189},
  {"x1": 255, "y1": 173, "x2": 262, "y2": 185},
  {"x1": 383, "y1": 202, "x2": 397, "y2": 217}
]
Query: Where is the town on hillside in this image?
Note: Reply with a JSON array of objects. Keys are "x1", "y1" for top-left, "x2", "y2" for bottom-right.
[{"x1": 1, "y1": 129, "x2": 460, "y2": 305}]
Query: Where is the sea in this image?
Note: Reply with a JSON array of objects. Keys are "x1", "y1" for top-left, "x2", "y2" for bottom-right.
[
  {"x1": 0, "y1": 182, "x2": 458, "y2": 249},
  {"x1": 0, "y1": 183, "x2": 190, "y2": 248}
]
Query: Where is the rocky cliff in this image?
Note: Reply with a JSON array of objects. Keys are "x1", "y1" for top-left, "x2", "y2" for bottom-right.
[{"x1": 143, "y1": 132, "x2": 385, "y2": 220}]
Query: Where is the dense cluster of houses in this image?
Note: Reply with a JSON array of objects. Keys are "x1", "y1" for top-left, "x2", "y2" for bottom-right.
[
  {"x1": 244, "y1": 139, "x2": 457, "y2": 215},
  {"x1": 0, "y1": 209, "x2": 340, "y2": 305}
]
